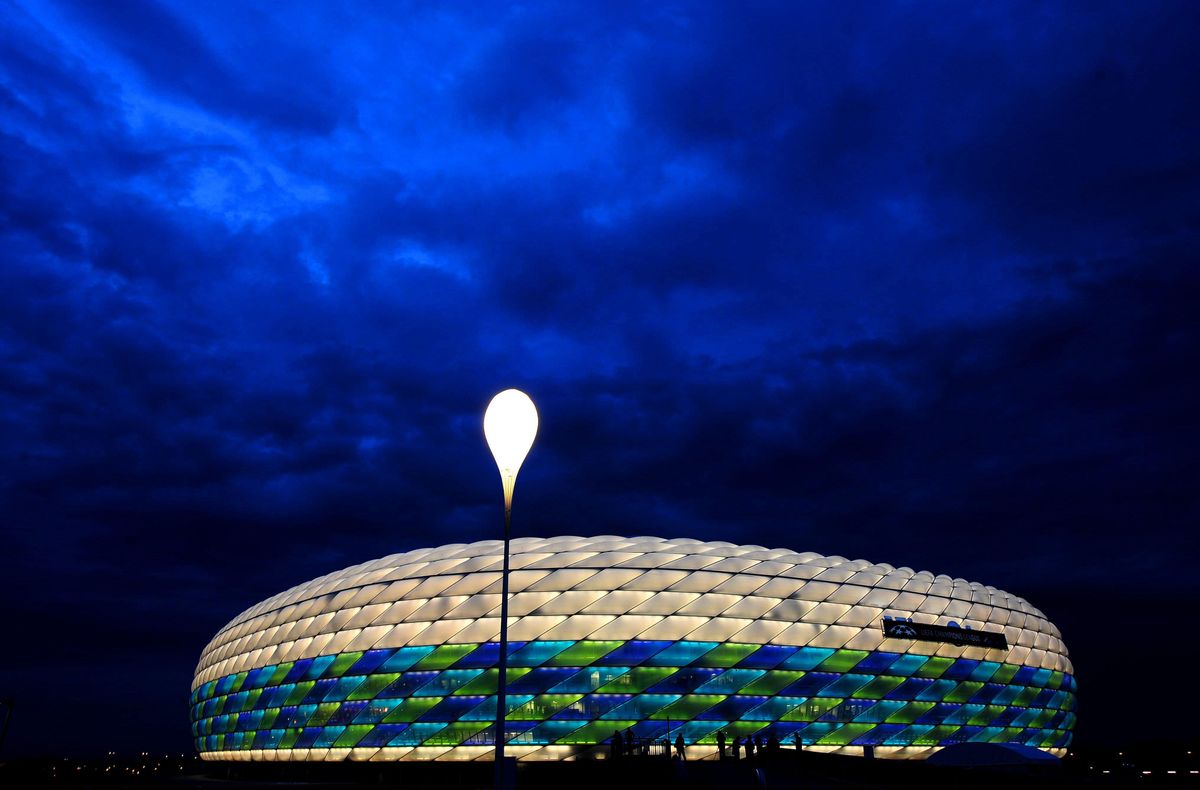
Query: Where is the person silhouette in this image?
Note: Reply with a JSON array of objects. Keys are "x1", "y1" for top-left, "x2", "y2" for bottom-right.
[
  {"x1": 611, "y1": 729, "x2": 623, "y2": 761},
  {"x1": 731, "y1": 736, "x2": 741, "y2": 761},
  {"x1": 675, "y1": 733, "x2": 686, "y2": 761},
  {"x1": 716, "y1": 729, "x2": 727, "y2": 760}
]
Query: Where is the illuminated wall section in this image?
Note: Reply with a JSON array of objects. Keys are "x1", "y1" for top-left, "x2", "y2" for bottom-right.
[{"x1": 190, "y1": 536, "x2": 1074, "y2": 761}]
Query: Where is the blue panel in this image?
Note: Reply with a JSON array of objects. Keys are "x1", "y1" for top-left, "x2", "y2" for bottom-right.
[
  {"x1": 278, "y1": 704, "x2": 314, "y2": 728},
  {"x1": 1011, "y1": 666, "x2": 1038, "y2": 686},
  {"x1": 304, "y1": 656, "x2": 337, "y2": 679},
  {"x1": 696, "y1": 669, "x2": 764, "y2": 693},
  {"x1": 738, "y1": 645, "x2": 797, "y2": 669},
  {"x1": 313, "y1": 726, "x2": 346, "y2": 748},
  {"x1": 646, "y1": 667, "x2": 724, "y2": 694},
  {"x1": 916, "y1": 703, "x2": 959, "y2": 725},
  {"x1": 782, "y1": 672, "x2": 839, "y2": 697},
  {"x1": 743, "y1": 696, "x2": 806, "y2": 721},
  {"x1": 390, "y1": 722, "x2": 447, "y2": 746},
  {"x1": 780, "y1": 647, "x2": 835, "y2": 671},
  {"x1": 380, "y1": 646, "x2": 437, "y2": 673},
  {"x1": 969, "y1": 683, "x2": 1003, "y2": 705},
  {"x1": 294, "y1": 726, "x2": 324, "y2": 749},
  {"x1": 459, "y1": 695, "x2": 534, "y2": 721},
  {"x1": 916, "y1": 679, "x2": 957, "y2": 702},
  {"x1": 282, "y1": 659, "x2": 313, "y2": 684},
  {"x1": 327, "y1": 700, "x2": 369, "y2": 725},
  {"x1": 349, "y1": 649, "x2": 395, "y2": 675},
  {"x1": 379, "y1": 671, "x2": 438, "y2": 697},
  {"x1": 885, "y1": 654, "x2": 929, "y2": 676},
  {"x1": 946, "y1": 704, "x2": 983, "y2": 725},
  {"x1": 413, "y1": 669, "x2": 484, "y2": 696},
  {"x1": 885, "y1": 724, "x2": 932, "y2": 746},
  {"x1": 821, "y1": 674, "x2": 872, "y2": 698},
  {"x1": 600, "y1": 694, "x2": 680, "y2": 720},
  {"x1": 506, "y1": 667, "x2": 578, "y2": 694},
  {"x1": 940, "y1": 660, "x2": 980, "y2": 681},
  {"x1": 990, "y1": 707, "x2": 1020, "y2": 727},
  {"x1": 681, "y1": 720, "x2": 725, "y2": 742},
  {"x1": 455, "y1": 643, "x2": 501, "y2": 668},
  {"x1": 853, "y1": 652, "x2": 900, "y2": 674},
  {"x1": 509, "y1": 641, "x2": 573, "y2": 667},
  {"x1": 1031, "y1": 669, "x2": 1053, "y2": 688},
  {"x1": 353, "y1": 699, "x2": 404, "y2": 724},
  {"x1": 854, "y1": 699, "x2": 907, "y2": 723},
  {"x1": 528, "y1": 720, "x2": 584, "y2": 745},
  {"x1": 324, "y1": 675, "x2": 365, "y2": 701},
  {"x1": 601, "y1": 641, "x2": 672, "y2": 665},
  {"x1": 969, "y1": 661, "x2": 1001, "y2": 683},
  {"x1": 991, "y1": 685, "x2": 1022, "y2": 705},
  {"x1": 264, "y1": 684, "x2": 295, "y2": 708},
  {"x1": 548, "y1": 666, "x2": 631, "y2": 693},
  {"x1": 695, "y1": 695, "x2": 768, "y2": 720},
  {"x1": 645, "y1": 641, "x2": 720, "y2": 666},
  {"x1": 552, "y1": 694, "x2": 631, "y2": 720},
  {"x1": 245, "y1": 665, "x2": 276, "y2": 689},
  {"x1": 301, "y1": 678, "x2": 336, "y2": 704},
  {"x1": 1031, "y1": 689, "x2": 1055, "y2": 708},
  {"x1": 358, "y1": 723, "x2": 407, "y2": 748},
  {"x1": 853, "y1": 723, "x2": 905, "y2": 745},
  {"x1": 417, "y1": 695, "x2": 489, "y2": 722}
]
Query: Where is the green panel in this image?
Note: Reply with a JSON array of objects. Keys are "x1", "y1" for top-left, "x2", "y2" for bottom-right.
[
  {"x1": 1048, "y1": 671, "x2": 1064, "y2": 690},
  {"x1": 509, "y1": 694, "x2": 584, "y2": 721},
  {"x1": 308, "y1": 703, "x2": 341, "y2": 726},
  {"x1": 268, "y1": 663, "x2": 294, "y2": 686},
  {"x1": 919, "y1": 725, "x2": 961, "y2": 745},
  {"x1": 1031, "y1": 709, "x2": 1056, "y2": 728},
  {"x1": 348, "y1": 673, "x2": 401, "y2": 701},
  {"x1": 817, "y1": 650, "x2": 869, "y2": 673},
  {"x1": 739, "y1": 670, "x2": 804, "y2": 695},
  {"x1": 885, "y1": 701, "x2": 935, "y2": 724},
  {"x1": 724, "y1": 721, "x2": 769, "y2": 738},
  {"x1": 259, "y1": 708, "x2": 280, "y2": 729},
  {"x1": 333, "y1": 725, "x2": 373, "y2": 748},
  {"x1": 817, "y1": 722, "x2": 875, "y2": 746},
  {"x1": 413, "y1": 644, "x2": 478, "y2": 670},
  {"x1": 324, "y1": 676, "x2": 366, "y2": 702},
  {"x1": 652, "y1": 695, "x2": 724, "y2": 720},
  {"x1": 547, "y1": 641, "x2": 623, "y2": 666},
  {"x1": 946, "y1": 682, "x2": 983, "y2": 703},
  {"x1": 782, "y1": 697, "x2": 841, "y2": 722},
  {"x1": 694, "y1": 643, "x2": 759, "y2": 667},
  {"x1": 991, "y1": 664, "x2": 1019, "y2": 685},
  {"x1": 228, "y1": 672, "x2": 249, "y2": 694},
  {"x1": 242, "y1": 688, "x2": 263, "y2": 711},
  {"x1": 327, "y1": 652, "x2": 364, "y2": 678},
  {"x1": 1013, "y1": 687, "x2": 1039, "y2": 707},
  {"x1": 914, "y1": 657, "x2": 953, "y2": 679},
  {"x1": 969, "y1": 705, "x2": 1006, "y2": 726},
  {"x1": 424, "y1": 722, "x2": 490, "y2": 746},
  {"x1": 381, "y1": 697, "x2": 442, "y2": 723},
  {"x1": 413, "y1": 669, "x2": 485, "y2": 696},
  {"x1": 990, "y1": 727, "x2": 1023, "y2": 743},
  {"x1": 279, "y1": 729, "x2": 301, "y2": 749},
  {"x1": 284, "y1": 682, "x2": 315, "y2": 706},
  {"x1": 853, "y1": 700, "x2": 907, "y2": 723},
  {"x1": 851, "y1": 676, "x2": 904, "y2": 699},
  {"x1": 596, "y1": 667, "x2": 677, "y2": 693},
  {"x1": 455, "y1": 667, "x2": 531, "y2": 695},
  {"x1": 557, "y1": 720, "x2": 637, "y2": 744}
]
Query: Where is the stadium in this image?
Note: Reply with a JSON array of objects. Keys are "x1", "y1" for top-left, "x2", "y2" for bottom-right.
[{"x1": 190, "y1": 535, "x2": 1075, "y2": 762}]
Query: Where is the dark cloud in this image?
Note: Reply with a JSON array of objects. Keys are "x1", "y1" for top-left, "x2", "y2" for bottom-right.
[{"x1": 1, "y1": 0, "x2": 1197, "y2": 758}]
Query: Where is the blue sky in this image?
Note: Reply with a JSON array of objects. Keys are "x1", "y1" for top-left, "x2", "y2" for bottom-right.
[{"x1": 2, "y1": 0, "x2": 1198, "y2": 755}]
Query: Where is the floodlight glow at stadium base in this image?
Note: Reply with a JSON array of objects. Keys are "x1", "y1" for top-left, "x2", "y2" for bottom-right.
[{"x1": 190, "y1": 536, "x2": 1075, "y2": 762}]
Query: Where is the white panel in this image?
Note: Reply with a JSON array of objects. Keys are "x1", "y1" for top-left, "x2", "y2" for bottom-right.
[
  {"x1": 588, "y1": 615, "x2": 664, "y2": 640},
  {"x1": 754, "y1": 578, "x2": 806, "y2": 598},
  {"x1": 581, "y1": 590, "x2": 655, "y2": 615},
  {"x1": 858, "y1": 588, "x2": 900, "y2": 608},
  {"x1": 372, "y1": 622, "x2": 429, "y2": 649},
  {"x1": 527, "y1": 568, "x2": 600, "y2": 591},
  {"x1": 720, "y1": 596, "x2": 781, "y2": 619},
  {"x1": 346, "y1": 624, "x2": 392, "y2": 652},
  {"x1": 711, "y1": 574, "x2": 768, "y2": 595},
  {"x1": 621, "y1": 569, "x2": 690, "y2": 591},
  {"x1": 835, "y1": 606, "x2": 881, "y2": 628},
  {"x1": 729, "y1": 618, "x2": 789, "y2": 644},
  {"x1": 825, "y1": 585, "x2": 869, "y2": 605},
  {"x1": 441, "y1": 573, "x2": 502, "y2": 597},
  {"x1": 447, "y1": 617, "x2": 501, "y2": 644},
  {"x1": 842, "y1": 627, "x2": 885, "y2": 651},
  {"x1": 770, "y1": 622, "x2": 826, "y2": 646},
  {"x1": 505, "y1": 592, "x2": 560, "y2": 617},
  {"x1": 573, "y1": 568, "x2": 643, "y2": 591},
  {"x1": 805, "y1": 603, "x2": 851, "y2": 625},
  {"x1": 345, "y1": 603, "x2": 390, "y2": 629},
  {"x1": 683, "y1": 617, "x2": 752, "y2": 642},
  {"x1": 537, "y1": 614, "x2": 616, "y2": 641},
  {"x1": 373, "y1": 600, "x2": 430, "y2": 626},
  {"x1": 794, "y1": 581, "x2": 840, "y2": 602},
  {"x1": 806, "y1": 624, "x2": 856, "y2": 648},
  {"x1": 627, "y1": 591, "x2": 700, "y2": 615},
  {"x1": 676, "y1": 593, "x2": 741, "y2": 617},
  {"x1": 761, "y1": 598, "x2": 817, "y2": 622},
  {"x1": 404, "y1": 596, "x2": 468, "y2": 623},
  {"x1": 531, "y1": 590, "x2": 608, "y2": 615},
  {"x1": 667, "y1": 571, "x2": 732, "y2": 593},
  {"x1": 507, "y1": 615, "x2": 567, "y2": 640},
  {"x1": 636, "y1": 615, "x2": 710, "y2": 640}
]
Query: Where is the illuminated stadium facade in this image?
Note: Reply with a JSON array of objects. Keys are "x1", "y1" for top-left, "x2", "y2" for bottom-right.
[{"x1": 190, "y1": 536, "x2": 1075, "y2": 762}]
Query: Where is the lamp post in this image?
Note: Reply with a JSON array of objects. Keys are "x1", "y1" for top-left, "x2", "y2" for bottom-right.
[{"x1": 483, "y1": 389, "x2": 538, "y2": 789}]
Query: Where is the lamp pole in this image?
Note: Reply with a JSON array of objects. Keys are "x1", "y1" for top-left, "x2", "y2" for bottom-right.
[{"x1": 484, "y1": 390, "x2": 538, "y2": 790}]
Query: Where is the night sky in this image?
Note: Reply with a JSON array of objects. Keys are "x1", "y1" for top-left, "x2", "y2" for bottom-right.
[{"x1": 3, "y1": 1, "x2": 1199, "y2": 759}]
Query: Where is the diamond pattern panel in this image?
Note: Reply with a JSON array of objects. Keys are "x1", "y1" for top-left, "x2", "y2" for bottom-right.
[{"x1": 192, "y1": 536, "x2": 1074, "y2": 761}]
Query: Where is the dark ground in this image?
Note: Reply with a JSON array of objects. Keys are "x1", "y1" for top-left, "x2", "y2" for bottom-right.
[{"x1": 3, "y1": 746, "x2": 1199, "y2": 789}]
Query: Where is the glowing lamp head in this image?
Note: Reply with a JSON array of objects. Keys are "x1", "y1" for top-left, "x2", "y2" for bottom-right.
[{"x1": 484, "y1": 389, "x2": 538, "y2": 506}]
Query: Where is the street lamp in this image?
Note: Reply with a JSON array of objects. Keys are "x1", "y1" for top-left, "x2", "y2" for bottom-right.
[{"x1": 484, "y1": 389, "x2": 538, "y2": 787}]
